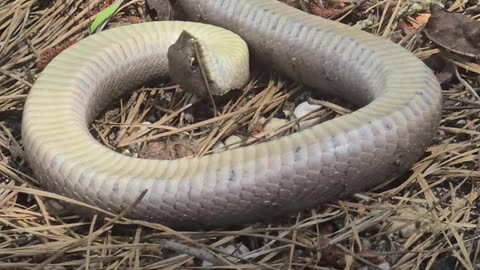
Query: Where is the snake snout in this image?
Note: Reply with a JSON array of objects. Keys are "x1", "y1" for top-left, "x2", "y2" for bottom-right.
[{"x1": 167, "y1": 30, "x2": 216, "y2": 97}]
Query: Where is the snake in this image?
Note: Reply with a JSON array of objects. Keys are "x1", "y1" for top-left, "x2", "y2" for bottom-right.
[{"x1": 22, "y1": 0, "x2": 442, "y2": 229}]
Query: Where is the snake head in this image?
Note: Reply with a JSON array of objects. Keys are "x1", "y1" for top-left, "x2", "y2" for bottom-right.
[{"x1": 168, "y1": 30, "x2": 218, "y2": 97}]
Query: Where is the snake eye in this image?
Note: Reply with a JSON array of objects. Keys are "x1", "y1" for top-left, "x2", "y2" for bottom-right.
[{"x1": 189, "y1": 57, "x2": 198, "y2": 71}]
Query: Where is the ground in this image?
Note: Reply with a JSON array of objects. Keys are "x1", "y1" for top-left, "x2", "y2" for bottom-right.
[{"x1": 0, "y1": 0, "x2": 479, "y2": 269}]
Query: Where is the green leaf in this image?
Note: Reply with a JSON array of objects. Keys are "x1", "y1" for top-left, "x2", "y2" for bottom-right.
[{"x1": 89, "y1": 0, "x2": 124, "y2": 34}]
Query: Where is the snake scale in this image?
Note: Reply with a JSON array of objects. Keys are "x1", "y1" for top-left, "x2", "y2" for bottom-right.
[{"x1": 22, "y1": 0, "x2": 442, "y2": 228}]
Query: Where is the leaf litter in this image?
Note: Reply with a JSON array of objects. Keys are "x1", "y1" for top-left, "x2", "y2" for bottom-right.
[
  {"x1": 1, "y1": 0, "x2": 480, "y2": 269},
  {"x1": 425, "y1": 4, "x2": 480, "y2": 58}
]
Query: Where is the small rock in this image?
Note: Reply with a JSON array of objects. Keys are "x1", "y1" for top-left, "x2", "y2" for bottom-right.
[
  {"x1": 44, "y1": 199, "x2": 69, "y2": 216},
  {"x1": 223, "y1": 243, "x2": 250, "y2": 255},
  {"x1": 264, "y1": 118, "x2": 288, "y2": 133},
  {"x1": 203, "y1": 243, "x2": 250, "y2": 267},
  {"x1": 108, "y1": 130, "x2": 117, "y2": 141},
  {"x1": 362, "y1": 238, "x2": 372, "y2": 250},
  {"x1": 130, "y1": 142, "x2": 142, "y2": 154},
  {"x1": 452, "y1": 196, "x2": 466, "y2": 209},
  {"x1": 184, "y1": 113, "x2": 194, "y2": 124},
  {"x1": 400, "y1": 223, "x2": 416, "y2": 239},
  {"x1": 258, "y1": 117, "x2": 266, "y2": 125},
  {"x1": 456, "y1": 119, "x2": 467, "y2": 125},
  {"x1": 212, "y1": 141, "x2": 225, "y2": 152},
  {"x1": 283, "y1": 110, "x2": 292, "y2": 117},
  {"x1": 293, "y1": 101, "x2": 322, "y2": 130},
  {"x1": 388, "y1": 206, "x2": 430, "y2": 239},
  {"x1": 224, "y1": 135, "x2": 242, "y2": 149},
  {"x1": 145, "y1": 114, "x2": 158, "y2": 123},
  {"x1": 378, "y1": 262, "x2": 391, "y2": 270},
  {"x1": 372, "y1": 239, "x2": 390, "y2": 253},
  {"x1": 139, "y1": 121, "x2": 152, "y2": 132}
]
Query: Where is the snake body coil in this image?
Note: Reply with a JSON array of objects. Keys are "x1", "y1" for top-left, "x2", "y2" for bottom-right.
[{"x1": 22, "y1": 0, "x2": 442, "y2": 228}]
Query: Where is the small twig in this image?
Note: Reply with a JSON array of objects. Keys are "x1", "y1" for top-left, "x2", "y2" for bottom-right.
[
  {"x1": 455, "y1": 65, "x2": 480, "y2": 100},
  {"x1": 382, "y1": 0, "x2": 403, "y2": 38},
  {"x1": 34, "y1": 189, "x2": 147, "y2": 269},
  {"x1": 443, "y1": 96, "x2": 480, "y2": 107},
  {"x1": 85, "y1": 215, "x2": 97, "y2": 270},
  {"x1": 192, "y1": 38, "x2": 218, "y2": 117},
  {"x1": 334, "y1": 243, "x2": 384, "y2": 270}
]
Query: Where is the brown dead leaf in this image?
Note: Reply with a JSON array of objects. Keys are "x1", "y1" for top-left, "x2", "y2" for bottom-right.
[
  {"x1": 425, "y1": 4, "x2": 480, "y2": 58},
  {"x1": 310, "y1": 7, "x2": 339, "y2": 18},
  {"x1": 404, "y1": 13, "x2": 431, "y2": 30},
  {"x1": 250, "y1": 122, "x2": 265, "y2": 137},
  {"x1": 139, "y1": 137, "x2": 199, "y2": 160},
  {"x1": 415, "y1": 13, "x2": 431, "y2": 25},
  {"x1": 309, "y1": 1, "x2": 343, "y2": 18}
]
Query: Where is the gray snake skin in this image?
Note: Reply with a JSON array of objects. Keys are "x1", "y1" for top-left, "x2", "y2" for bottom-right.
[{"x1": 22, "y1": 0, "x2": 442, "y2": 228}]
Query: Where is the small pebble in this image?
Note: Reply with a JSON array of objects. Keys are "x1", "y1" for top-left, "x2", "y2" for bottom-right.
[
  {"x1": 203, "y1": 243, "x2": 249, "y2": 267},
  {"x1": 224, "y1": 135, "x2": 242, "y2": 149},
  {"x1": 293, "y1": 101, "x2": 322, "y2": 130},
  {"x1": 212, "y1": 141, "x2": 225, "y2": 152},
  {"x1": 184, "y1": 113, "x2": 194, "y2": 124},
  {"x1": 456, "y1": 119, "x2": 466, "y2": 125},
  {"x1": 108, "y1": 131, "x2": 117, "y2": 141},
  {"x1": 264, "y1": 118, "x2": 288, "y2": 133},
  {"x1": 378, "y1": 262, "x2": 391, "y2": 270},
  {"x1": 389, "y1": 206, "x2": 429, "y2": 239},
  {"x1": 258, "y1": 117, "x2": 266, "y2": 124},
  {"x1": 451, "y1": 197, "x2": 465, "y2": 209},
  {"x1": 139, "y1": 121, "x2": 152, "y2": 132},
  {"x1": 44, "y1": 200, "x2": 68, "y2": 215},
  {"x1": 400, "y1": 223, "x2": 416, "y2": 239},
  {"x1": 283, "y1": 109, "x2": 292, "y2": 117},
  {"x1": 223, "y1": 243, "x2": 250, "y2": 255}
]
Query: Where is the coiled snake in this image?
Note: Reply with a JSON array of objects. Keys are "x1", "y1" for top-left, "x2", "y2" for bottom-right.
[{"x1": 22, "y1": 0, "x2": 442, "y2": 228}]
